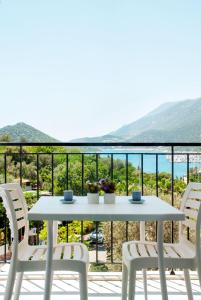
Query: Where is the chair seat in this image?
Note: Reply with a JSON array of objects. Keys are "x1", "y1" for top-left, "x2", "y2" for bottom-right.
[
  {"x1": 123, "y1": 240, "x2": 195, "y2": 270},
  {"x1": 19, "y1": 242, "x2": 88, "y2": 262},
  {"x1": 17, "y1": 242, "x2": 89, "y2": 272}
]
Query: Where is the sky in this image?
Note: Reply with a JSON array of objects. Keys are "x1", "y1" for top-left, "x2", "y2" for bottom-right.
[{"x1": 0, "y1": 0, "x2": 201, "y2": 141}]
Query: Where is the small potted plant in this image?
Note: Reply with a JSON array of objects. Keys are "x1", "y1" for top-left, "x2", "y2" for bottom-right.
[
  {"x1": 99, "y1": 178, "x2": 116, "y2": 204},
  {"x1": 85, "y1": 180, "x2": 100, "y2": 204}
]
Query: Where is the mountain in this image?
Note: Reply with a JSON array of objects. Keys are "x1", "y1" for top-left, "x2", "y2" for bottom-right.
[
  {"x1": 112, "y1": 98, "x2": 201, "y2": 142},
  {"x1": 70, "y1": 134, "x2": 126, "y2": 143},
  {"x1": 2, "y1": 98, "x2": 201, "y2": 143},
  {"x1": 71, "y1": 97, "x2": 201, "y2": 142},
  {"x1": 0, "y1": 122, "x2": 59, "y2": 143}
]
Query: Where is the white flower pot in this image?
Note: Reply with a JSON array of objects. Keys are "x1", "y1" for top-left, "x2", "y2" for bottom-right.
[
  {"x1": 104, "y1": 193, "x2": 115, "y2": 204},
  {"x1": 87, "y1": 193, "x2": 99, "y2": 204}
]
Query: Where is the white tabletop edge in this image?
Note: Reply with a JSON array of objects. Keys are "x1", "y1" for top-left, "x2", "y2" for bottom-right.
[{"x1": 28, "y1": 195, "x2": 185, "y2": 222}]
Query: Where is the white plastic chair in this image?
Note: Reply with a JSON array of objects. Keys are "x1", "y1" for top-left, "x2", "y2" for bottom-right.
[
  {"x1": 0, "y1": 183, "x2": 89, "y2": 300},
  {"x1": 122, "y1": 182, "x2": 201, "y2": 300}
]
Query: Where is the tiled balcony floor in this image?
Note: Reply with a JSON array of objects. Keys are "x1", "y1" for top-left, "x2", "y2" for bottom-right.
[{"x1": 0, "y1": 265, "x2": 201, "y2": 299}]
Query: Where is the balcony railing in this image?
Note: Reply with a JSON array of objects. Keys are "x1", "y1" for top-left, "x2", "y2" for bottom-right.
[{"x1": 1, "y1": 142, "x2": 201, "y2": 269}]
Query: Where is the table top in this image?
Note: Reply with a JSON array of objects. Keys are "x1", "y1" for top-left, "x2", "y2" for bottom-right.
[{"x1": 28, "y1": 196, "x2": 185, "y2": 222}]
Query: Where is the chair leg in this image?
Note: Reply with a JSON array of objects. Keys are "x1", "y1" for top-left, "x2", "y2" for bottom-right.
[
  {"x1": 128, "y1": 267, "x2": 136, "y2": 300},
  {"x1": 79, "y1": 269, "x2": 88, "y2": 300},
  {"x1": 4, "y1": 262, "x2": 17, "y2": 300},
  {"x1": 197, "y1": 264, "x2": 201, "y2": 289},
  {"x1": 13, "y1": 272, "x2": 24, "y2": 300},
  {"x1": 122, "y1": 263, "x2": 128, "y2": 300},
  {"x1": 184, "y1": 269, "x2": 193, "y2": 300},
  {"x1": 143, "y1": 269, "x2": 148, "y2": 300}
]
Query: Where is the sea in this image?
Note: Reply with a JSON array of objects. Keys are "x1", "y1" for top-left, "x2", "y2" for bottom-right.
[{"x1": 100, "y1": 149, "x2": 201, "y2": 178}]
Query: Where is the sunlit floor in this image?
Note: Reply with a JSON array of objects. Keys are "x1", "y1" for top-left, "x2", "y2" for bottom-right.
[{"x1": 0, "y1": 266, "x2": 201, "y2": 299}]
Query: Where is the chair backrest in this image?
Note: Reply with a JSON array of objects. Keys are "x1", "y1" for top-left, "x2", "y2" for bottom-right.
[
  {"x1": 180, "y1": 182, "x2": 201, "y2": 260},
  {"x1": 0, "y1": 183, "x2": 29, "y2": 257}
]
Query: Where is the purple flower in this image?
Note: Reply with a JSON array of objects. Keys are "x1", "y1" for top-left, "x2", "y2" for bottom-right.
[
  {"x1": 99, "y1": 178, "x2": 116, "y2": 193},
  {"x1": 99, "y1": 178, "x2": 106, "y2": 185},
  {"x1": 103, "y1": 186, "x2": 110, "y2": 192}
]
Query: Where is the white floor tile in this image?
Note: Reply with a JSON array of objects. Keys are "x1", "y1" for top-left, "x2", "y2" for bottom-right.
[{"x1": 0, "y1": 270, "x2": 200, "y2": 299}]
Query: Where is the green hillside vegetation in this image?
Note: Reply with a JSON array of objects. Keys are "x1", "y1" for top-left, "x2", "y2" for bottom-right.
[{"x1": 0, "y1": 122, "x2": 59, "y2": 143}]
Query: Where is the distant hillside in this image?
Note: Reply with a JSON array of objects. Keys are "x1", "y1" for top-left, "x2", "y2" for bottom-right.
[
  {"x1": 70, "y1": 134, "x2": 126, "y2": 143},
  {"x1": 71, "y1": 97, "x2": 201, "y2": 142},
  {"x1": 0, "y1": 122, "x2": 59, "y2": 143},
  {"x1": 112, "y1": 98, "x2": 201, "y2": 142}
]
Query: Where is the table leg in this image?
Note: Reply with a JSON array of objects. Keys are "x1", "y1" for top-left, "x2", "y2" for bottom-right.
[
  {"x1": 44, "y1": 220, "x2": 53, "y2": 300},
  {"x1": 157, "y1": 221, "x2": 168, "y2": 300}
]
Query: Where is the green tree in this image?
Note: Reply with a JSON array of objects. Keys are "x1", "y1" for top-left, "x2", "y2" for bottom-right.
[{"x1": 0, "y1": 134, "x2": 11, "y2": 142}]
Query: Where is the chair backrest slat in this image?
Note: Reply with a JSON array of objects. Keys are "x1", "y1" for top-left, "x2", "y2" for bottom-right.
[
  {"x1": 13, "y1": 199, "x2": 23, "y2": 210},
  {"x1": 188, "y1": 190, "x2": 201, "y2": 200},
  {"x1": 0, "y1": 183, "x2": 29, "y2": 250},
  {"x1": 184, "y1": 208, "x2": 198, "y2": 220},
  {"x1": 180, "y1": 182, "x2": 201, "y2": 241},
  {"x1": 17, "y1": 218, "x2": 26, "y2": 230},
  {"x1": 185, "y1": 198, "x2": 200, "y2": 210},
  {"x1": 10, "y1": 190, "x2": 20, "y2": 201},
  {"x1": 16, "y1": 209, "x2": 25, "y2": 220}
]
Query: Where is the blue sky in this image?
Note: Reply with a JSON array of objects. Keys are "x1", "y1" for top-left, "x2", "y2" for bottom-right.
[{"x1": 0, "y1": 0, "x2": 201, "y2": 141}]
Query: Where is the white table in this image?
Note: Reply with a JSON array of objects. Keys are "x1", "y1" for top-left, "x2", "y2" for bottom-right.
[{"x1": 28, "y1": 195, "x2": 185, "y2": 300}]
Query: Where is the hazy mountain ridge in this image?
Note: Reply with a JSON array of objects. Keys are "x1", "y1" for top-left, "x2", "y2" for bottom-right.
[
  {"x1": 110, "y1": 102, "x2": 180, "y2": 138},
  {"x1": 0, "y1": 122, "x2": 59, "y2": 142},
  {"x1": 70, "y1": 134, "x2": 126, "y2": 143},
  {"x1": 1, "y1": 97, "x2": 201, "y2": 143},
  {"x1": 71, "y1": 97, "x2": 201, "y2": 142},
  {"x1": 112, "y1": 98, "x2": 201, "y2": 138}
]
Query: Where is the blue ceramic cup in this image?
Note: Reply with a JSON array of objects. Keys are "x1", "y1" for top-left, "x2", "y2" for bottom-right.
[
  {"x1": 64, "y1": 190, "x2": 73, "y2": 201},
  {"x1": 132, "y1": 191, "x2": 141, "y2": 201}
]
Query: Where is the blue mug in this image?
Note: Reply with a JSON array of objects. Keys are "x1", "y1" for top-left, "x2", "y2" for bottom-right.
[
  {"x1": 64, "y1": 190, "x2": 73, "y2": 201},
  {"x1": 132, "y1": 191, "x2": 141, "y2": 201}
]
